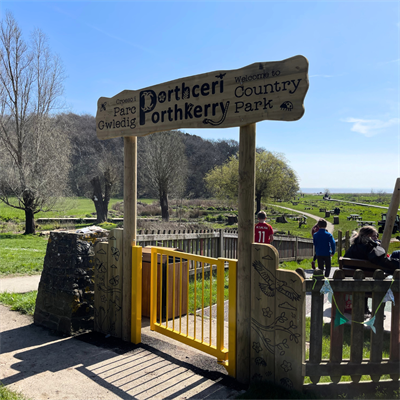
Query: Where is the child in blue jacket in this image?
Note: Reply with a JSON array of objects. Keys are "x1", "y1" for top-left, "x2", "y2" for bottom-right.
[{"x1": 313, "y1": 219, "x2": 336, "y2": 278}]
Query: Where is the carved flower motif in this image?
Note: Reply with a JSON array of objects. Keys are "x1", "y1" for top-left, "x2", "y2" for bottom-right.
[
  {"x1": 252, "y1": 342, "x2": 263, "y2": 353},
  {"x1": 262, "y1": 307, "x2": 273, "y2": 318},
  {"x1": 281, "y1": 360, "x2": 292, "y2": 372}
]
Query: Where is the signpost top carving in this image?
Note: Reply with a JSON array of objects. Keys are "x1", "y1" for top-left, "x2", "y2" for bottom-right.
[{"x1": 96, "y1": 55, "x2": 309, "y2": 140}]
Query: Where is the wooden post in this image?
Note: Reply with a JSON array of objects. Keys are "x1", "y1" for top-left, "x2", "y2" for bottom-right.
[
  {"x1": 219, "y1": 229, "x2": 224, "y2": 257},
  {"x1": 237, "y1": 123, "x2": 256, "y2": 384},
  {"x1": 123, "y1": 136, "x2": 138, "y2": 342},
  {"x1": 337, "y1": 230, "x2": 342, "y2": 263},
  {"x1": 381, "y1": 178, "x2": 400, "y2": 252}
]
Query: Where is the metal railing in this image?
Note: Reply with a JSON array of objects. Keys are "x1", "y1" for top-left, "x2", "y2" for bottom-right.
[{"x1": 149, "y1": 247, "x2": 237, "y2": 377}]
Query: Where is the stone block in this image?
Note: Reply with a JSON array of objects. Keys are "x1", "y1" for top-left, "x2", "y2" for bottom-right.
[{"x1": 34, "y1": 227, "x2": 108, "y2": 336}]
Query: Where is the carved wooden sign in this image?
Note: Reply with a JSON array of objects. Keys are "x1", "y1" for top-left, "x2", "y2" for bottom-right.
[{"x1": 96, "y1": 55, "x2": 309, "y2": 140}]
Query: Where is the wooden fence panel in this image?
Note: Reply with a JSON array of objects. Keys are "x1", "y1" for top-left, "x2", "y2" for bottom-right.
[
  {"x1": 304, "y1": 270, "x2": 400, "y2": 393},
  {"x1": 136, "y1": 230, "x2": 314, "y2": 262}
]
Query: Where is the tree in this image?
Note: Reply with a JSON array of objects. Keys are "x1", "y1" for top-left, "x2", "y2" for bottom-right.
[
  {"x1": 0, "y1": 13, "x2": 69, "y2": 234},
  {"x1": 204, "y1": 150, "x2": 299, "y2": 213},
  {"x1": 56, "y1": 113, "x2": 123, "y2": 223},
  {"x1": 138, "y1": 131, "x2": 188, "y2": 221}
]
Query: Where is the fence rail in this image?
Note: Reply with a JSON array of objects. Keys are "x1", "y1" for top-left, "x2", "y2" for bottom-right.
[{"x1": 136, "y1": 229, "x2": 314, "y2": 262}]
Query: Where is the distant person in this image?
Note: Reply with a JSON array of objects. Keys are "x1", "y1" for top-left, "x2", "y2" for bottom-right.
[
  {"x1": 344, "y1": 226, "x2": 398, "y2": 316},
  {"x1": 344, "y1": 226, "x2": 398, "y2": 274},
  {"x1": 254, "y1": 211, "x2": 274, "y2": 244},
  {"x1": 313, "y1": 219, "x2": 335, "y2": 277},
  {"x1": 311, "y1": 220, "x2": 322, "y2": 269}
]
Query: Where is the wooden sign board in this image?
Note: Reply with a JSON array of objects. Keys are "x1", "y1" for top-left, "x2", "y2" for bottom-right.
[{"x1": 96, "y1": 55, "x2": 309, "y2": 140}]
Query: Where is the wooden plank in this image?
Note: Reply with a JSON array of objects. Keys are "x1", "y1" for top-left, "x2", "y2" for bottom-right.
[
  {"x1": 237, "y1": 123, "x2": 256, "y2": 385},
  {"x1": 305, "y1": 279, "x2": 398, "y2": 293},
  {"x1": 274, "y1": 259, "x2": 305, "y2": 391},
  {"x1": 96, "y1": 56, "x2": 309, "y2": 140},
  {"x1": 108, "y1": 228, "x2": 123, "y2": 338},
  {"x1": 390, "y1": 270, "x2": 400, "y2": 381},
  {"x1": 350, "y1": 270, "x2": 366, "y2": 383},
  {"x1": 309, "y1": 269, "x2": 324, "y2": 384},
  {"x1": 305, "y1": 360, "x2": 398, "y2": 376},
  {"x1": 303, "y1": 380, "x2": 400, "y2": 400},
  {"x1": 123, "y1": 135, "x2": 137, "y2": 341},
  {"x1": 93, "y1": 241, "x2": 109, "y2": 335},
  {"x1": 251, "y1": 243, "x2": 278, "y2": 386},
  {"x1": 330, "y1": 269, "x2": 345, "y2": 383},
  {"x1": 370, "y1": 270, "x2": 386, "y2": 382}
]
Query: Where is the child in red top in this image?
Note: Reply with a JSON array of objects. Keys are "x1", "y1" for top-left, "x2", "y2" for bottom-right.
[{"x1": 254, "y1": 211, "x2": 274, "y2": 244}]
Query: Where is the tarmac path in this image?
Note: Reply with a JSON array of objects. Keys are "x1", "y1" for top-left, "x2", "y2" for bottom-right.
[{"x1": 269, "y1": 204, "x2": 334, "y2": 234}]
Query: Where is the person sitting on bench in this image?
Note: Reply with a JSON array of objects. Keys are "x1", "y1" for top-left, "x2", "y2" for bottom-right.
[
  {"x1": 344, "y1": 226, "x2": 398, "y2": 274},
  {"x1": 344, "y1": 226, "x2": 398, "y2": 316}
]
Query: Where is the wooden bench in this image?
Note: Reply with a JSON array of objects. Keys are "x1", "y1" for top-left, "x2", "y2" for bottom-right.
[{"x1": 338, "y1": 257, "x2": 385, "y2": 278}]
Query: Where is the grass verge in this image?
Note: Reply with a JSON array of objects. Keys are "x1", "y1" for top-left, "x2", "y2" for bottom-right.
[
  {"x1": 0, "y1": 384, "x2": 29, "y2": 400},
  {"x1": 0, "y1": 291, "x2": 37, "y2": 315}
]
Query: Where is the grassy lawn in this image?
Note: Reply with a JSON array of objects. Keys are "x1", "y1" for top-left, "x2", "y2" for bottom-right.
[
  {"x1": 269, "y1": 193, "x2": 396, "y2": 241},
  {"x1": 0, "y1": 197, "x2": 125, "y2": 221},
  {"x1": 0, "y1": 234, "x2": 48, "y2": 276},
  {"x1": 188, "y1": 270, "x2": 229, "y2": 314}
]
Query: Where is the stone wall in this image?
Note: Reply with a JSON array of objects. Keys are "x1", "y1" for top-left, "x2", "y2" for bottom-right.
[{"x1": 34, "y1": 227, "x2": 108, "y2": 335}]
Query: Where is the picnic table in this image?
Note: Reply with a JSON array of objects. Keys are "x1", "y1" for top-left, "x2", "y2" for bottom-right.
[
  {"x1": 357, "y1": 221, "x2": 375, "y2": 227},
  {"x1": 348, "y1": 214, "x2": 362, "y2": 221}
]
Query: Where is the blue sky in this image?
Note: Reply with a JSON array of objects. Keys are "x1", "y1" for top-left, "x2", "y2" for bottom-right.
[{"x1": 1, "y1": 1, "x2": 399, "y2": 192}]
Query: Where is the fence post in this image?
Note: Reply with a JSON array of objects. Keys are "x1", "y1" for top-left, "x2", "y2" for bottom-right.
[
  {"x1": 337, "y1": 230, "x2": 342, "y2": 263},
  {"x1": 219, "y1": 229, "x2": 224, "y2": 257},
  {"x1": 345, "y1": 230, "x2": 350, "y2": 252},
  {"x1": 251, "y1": 243, "x2": 305, "y2": 391},
  {"x1": 295, "y1": 236, "x2": 298, "y2": 261}
]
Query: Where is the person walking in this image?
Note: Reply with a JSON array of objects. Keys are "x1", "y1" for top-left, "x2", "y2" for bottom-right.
[
  {"x1": 313, "y1": 219, "x2": 335, "y2": 277},
  {"x1": 254, "y1": 211, "x2": 274, "y2": 244},
  {"x1": 311, "y1": 220, "x2": 320, "y2": 269}
]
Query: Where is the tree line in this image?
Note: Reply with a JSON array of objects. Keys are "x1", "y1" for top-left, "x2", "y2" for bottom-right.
[{"x1": 0, "y1": 12, "x2": 299, "y2": 234}]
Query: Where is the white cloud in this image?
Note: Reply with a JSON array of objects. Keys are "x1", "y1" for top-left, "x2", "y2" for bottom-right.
[{"x1": 343, "y1": 117, "x2": 400, "y2": 137}]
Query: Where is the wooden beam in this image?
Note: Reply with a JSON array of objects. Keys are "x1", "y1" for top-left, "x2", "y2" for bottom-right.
[
  {"x1": 122, "y1": 136, "x2": 137, "y2": 342},
  {"x1": 236, "y1": 123, "x2": 256, "y2": 384},
  {"x1": 381, "y1": 178, "x2": 400, "y2": 252}
]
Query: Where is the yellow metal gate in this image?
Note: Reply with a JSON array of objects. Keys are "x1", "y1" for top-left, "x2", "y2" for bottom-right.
[{"x1": 149, "y1": 247, "x2": 237, "y2": 377}]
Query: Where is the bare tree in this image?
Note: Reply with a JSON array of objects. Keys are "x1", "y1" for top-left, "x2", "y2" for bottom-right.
[
  {"x1": 139, "y1": 131, "x2": 188, "y2": 221},
  {"x1": 0, "y1": 12, "x2": 68, "y2": 234},
  {"x1": 56, "y1": 113, "x2": 123, "y2": 223}
]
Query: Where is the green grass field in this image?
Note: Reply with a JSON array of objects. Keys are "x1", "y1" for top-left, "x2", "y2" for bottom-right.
[
  {"x1": 269, "y1": 193, "x2": 395, "y2": 240},
  {"x1": 0, "y1": 234, "x2": 48, "y2": 276}
]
